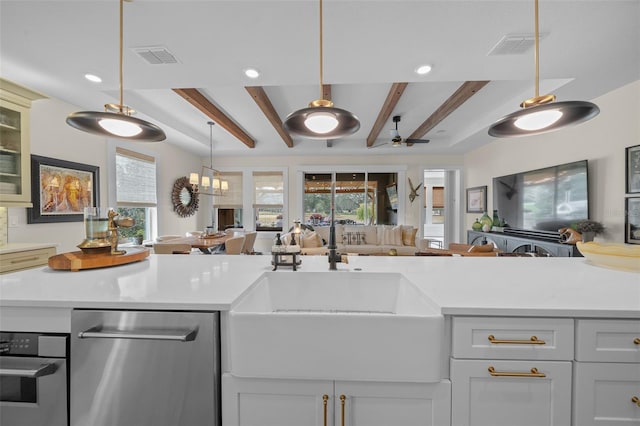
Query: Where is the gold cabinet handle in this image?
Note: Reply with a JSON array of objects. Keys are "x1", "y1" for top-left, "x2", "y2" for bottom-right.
[
  {"x1": 340, "y1": 394, "x2": 346, "y2": 426},
  {"x1": 633, "y1": 338, "x2": 640, "y2": 345},
  {"x1": 488, "y1": 334, "x2": 546, "y2": 345},
  {"x1": 322, "y1": 395, "x2": 329, "y2": 426},
  {"x1": 488, "y1": 366, "x2": 546, "y2": 378},
  {"x1": 632, "y1": 396, "x2": 640, "y2": 407}
]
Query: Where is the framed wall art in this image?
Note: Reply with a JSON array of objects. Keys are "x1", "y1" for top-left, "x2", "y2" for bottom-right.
[
  {"x1": 27, "y1": 155, "x2": 100, "y2": 223},
  {"x1": 625, "y1": 197, "x2": 640, "y2": 244},
  {"x1": 626, "y1": 144, "x2": 640, "y2": 194},
  {"x1": 466, "y1": 185, "x2": 487, "y2": 214}
]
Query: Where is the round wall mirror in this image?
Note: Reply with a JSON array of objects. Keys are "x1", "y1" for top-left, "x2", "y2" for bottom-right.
[{"x1": 172, "y1": 176, "x2": 199, "y2": 217}]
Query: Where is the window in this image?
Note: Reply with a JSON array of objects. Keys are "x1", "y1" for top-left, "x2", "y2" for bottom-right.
[
  {"x1": 303, "y1": 172, "x2": 398, "y2": 226},
  {"x1": 215, "y1": 171, "x2": 243, "y2": 230},
  {"x1": 253, "y1": 171, "x2": 284, "y2": 231},
  {"x1": 115, "y1": 147, "x2": 157, "y2": 242}
]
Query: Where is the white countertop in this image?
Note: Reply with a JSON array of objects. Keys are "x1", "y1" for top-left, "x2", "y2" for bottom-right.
[{"x1": 0, "y1": 254, "x2": 638, "y2": 318}]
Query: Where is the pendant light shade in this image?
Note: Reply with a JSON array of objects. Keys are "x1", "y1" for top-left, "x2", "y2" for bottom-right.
[
  {"x1": 489, "y1": 100, "x2": 599, "y2": 137},
  {"x1": 66, "y1": 0, "x2": 166, "y2": 142},
  {"x1": 283, "y1": 0, "x2": 360, "y2": 140},
  {"x1": 488, "y1": 0, "x2": 599, "y2": 138}
]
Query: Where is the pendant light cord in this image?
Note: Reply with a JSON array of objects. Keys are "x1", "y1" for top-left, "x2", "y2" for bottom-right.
[
  {"x1": 119, "y1": 0, "x2": 124, "y2": 112},
  {"x1": 534, "y1": 0, "x2": 539, "y2": 98},
  {"x1": 209, "y1": 122, "x2": 214, "y2": 168},
  {"x1": 319, "y1": 0, "x2": 324, "y2": 100}
]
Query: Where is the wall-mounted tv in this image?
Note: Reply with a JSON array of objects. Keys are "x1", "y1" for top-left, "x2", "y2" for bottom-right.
[{"x1": 493, "y1": 160, "x2": 589, "y2": 233}]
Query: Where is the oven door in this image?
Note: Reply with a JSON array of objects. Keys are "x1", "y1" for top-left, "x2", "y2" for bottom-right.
[{"x1": 0, "y1": 356, "x2": 68, "y2": 426}]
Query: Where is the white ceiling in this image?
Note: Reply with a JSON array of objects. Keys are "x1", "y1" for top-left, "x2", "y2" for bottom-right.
[{"x1": 1, "y1": 0, "x2": 638, "y2": 157}]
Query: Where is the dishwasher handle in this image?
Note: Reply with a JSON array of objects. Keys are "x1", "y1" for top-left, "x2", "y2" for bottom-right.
[
  {"x1": 0, "y1": 362, "x2": 58, "y2": 378},
  {"x1": 78, "y1": 326, "x2": 198, "y2": 342}
]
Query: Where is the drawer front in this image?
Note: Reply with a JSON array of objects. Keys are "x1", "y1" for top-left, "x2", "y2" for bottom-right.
[
  {"x1": 452, "y1": 317, "x2": 574, "y2": 360},
  {"x1": 0, "y1": 247, "x2": 56, "y2": 274},
  {"x1": 573, "y1": 362, "x2": 640, "y2": 426},
  {"x1": 451, "y1": 358, "x2": 572, "y2": 426},
  {"x1": 576, "y1": 319, "x2": 640, "y2": 363}
]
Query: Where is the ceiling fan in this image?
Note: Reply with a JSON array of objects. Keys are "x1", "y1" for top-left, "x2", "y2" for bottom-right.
[{"x1": 371, "y1": 115, "x2": 430, "y2": 148}]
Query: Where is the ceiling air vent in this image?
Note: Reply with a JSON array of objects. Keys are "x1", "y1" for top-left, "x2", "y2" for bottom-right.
[
  {"x1": 487, "y1": 34, "x2": 546, "y2": 56},
  {"x1": 132, "y1": 46, "x2": 179, "y2": 64}
]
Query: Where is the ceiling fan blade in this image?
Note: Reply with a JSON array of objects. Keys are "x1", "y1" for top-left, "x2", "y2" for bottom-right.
[
  {"x1": 405, "y1": 138, "x2": 430, "y2": 144},
  {"x1": 369, "y1": 141, "x2": 389, "y2": 148}
]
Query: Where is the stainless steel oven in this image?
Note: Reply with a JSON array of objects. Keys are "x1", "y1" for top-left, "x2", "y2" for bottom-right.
[{"x1": 0, "y1": 332, "x2": 69, "y2": 426}]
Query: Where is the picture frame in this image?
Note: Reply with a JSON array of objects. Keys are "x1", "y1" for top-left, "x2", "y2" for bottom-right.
[
  {"x1": 386, "y1": 183, "x2": 398, "y2": 210},
  {"x1": 626, "y1": 144, "x2": 640, "y2": 194},
  {"x1": 27, "y1": 155, "x2": 100, "y2": 224},
  {"x1": 466, "y1": 185, "x2": 487, "y2": 213},
  {"x1": 625, "y1": 197, "x2": 640, "y2": 244}
]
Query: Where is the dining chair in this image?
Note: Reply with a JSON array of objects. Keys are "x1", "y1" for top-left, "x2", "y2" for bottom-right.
[
  {"x1": 224, "y1": 236, "x2": 245, "y2": 255},
  {"x1": 241, "y1": 231, "x2": 257, "y2": 255},
  {"x1": 153, "y1": 243, "x2": 192, "y2": 254}
]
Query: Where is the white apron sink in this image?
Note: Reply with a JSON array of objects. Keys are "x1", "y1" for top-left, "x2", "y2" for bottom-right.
[{"x1": 229, "y1": 272, "x2": 443, "y2": 382}]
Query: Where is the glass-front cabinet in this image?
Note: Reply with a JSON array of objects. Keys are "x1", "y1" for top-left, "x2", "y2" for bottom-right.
[{"x1": 0, "y1": 78, "x2": 46, "y2": 207}]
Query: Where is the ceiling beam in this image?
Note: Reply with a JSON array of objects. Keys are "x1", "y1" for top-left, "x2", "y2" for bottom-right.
[
  {"x1": 322, "y1": 84, "x2": 331, "y2": 102},
  {"x1": 407, "y1": 80, "x2": 490, "y2": 143},
  {"x1": 245, "y1": 86, "x2": 293, "y2": 148},
  {"x1": 173, "y1": 88, "x2": 255, "y2": 148},
  {"x1": 366, "y1": 82, "x2": 408, "y2": 147}
]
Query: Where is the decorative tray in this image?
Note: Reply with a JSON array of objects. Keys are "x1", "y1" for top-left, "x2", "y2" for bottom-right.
[
  {"x1": 48, "y1": 247, "x2": 149, "y2": 272},
  {"x1": 576, "y1": 242, "x2": 640, "y2": 272}
]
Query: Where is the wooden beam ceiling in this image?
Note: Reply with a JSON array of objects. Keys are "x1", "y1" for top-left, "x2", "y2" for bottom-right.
[
  {"x1": 366, "y1": 82, "x2": 408, "y2": 147},
  {"x1": 173, "y1": 88, "x2": 256, "y2": 148},
  {"x1": 407, "y1": 80, "x2": 490, "y2": 143},
  {"x1": 245, "y1": 86, "x2": 293, "y2": 148}
]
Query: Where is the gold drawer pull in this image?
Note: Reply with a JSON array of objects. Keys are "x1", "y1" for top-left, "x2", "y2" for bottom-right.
[
  {"x1": 10, "y1": 256, "x2": 40, "y2": 264},
  {"x1": 634, "y1": 338, "x2": 640, "y2": 345},
  {"x1": 488, "y1": 334, "x2": 546, "y2": 345},
  {"x1": 488, "y1": 366, "x2": 546, "y2": 378},
  {"x1": 340, "y1": 395, "x2": 346, "y2": 426},
  {"x1": 632, "y1": 396, "x2": 640, "y2": 407},
  {"x1": 322, "y1": 395, "x2": 329, "y2": 426}
]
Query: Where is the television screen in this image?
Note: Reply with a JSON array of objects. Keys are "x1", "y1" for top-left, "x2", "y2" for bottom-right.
[{"x1": 493, "y1": 160, "x2": 589, "y2": 232}]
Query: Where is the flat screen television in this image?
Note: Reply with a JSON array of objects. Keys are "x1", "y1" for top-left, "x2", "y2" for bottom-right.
[{"x1": 492, "y1": 160, "x2": 589, "y2": 234}]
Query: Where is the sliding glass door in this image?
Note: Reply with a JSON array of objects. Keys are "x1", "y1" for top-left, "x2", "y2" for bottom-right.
[{"x1": 303, "y1": 171, "x2": 398, "y2": 227}]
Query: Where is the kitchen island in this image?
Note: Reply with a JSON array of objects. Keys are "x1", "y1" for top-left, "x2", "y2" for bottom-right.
[{"x1": 0, "y1": 254, "x2": 638, "y2": 426}]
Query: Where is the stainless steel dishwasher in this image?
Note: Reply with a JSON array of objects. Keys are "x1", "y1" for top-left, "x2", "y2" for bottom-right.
[{"x1": 70, "y1": 310, "x2": 220, "y2": 426}]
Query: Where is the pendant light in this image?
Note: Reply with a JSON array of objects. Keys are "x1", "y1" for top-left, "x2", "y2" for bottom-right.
[
  {"x1": 190, "y1": 122, "x2": 228, "y2": 196},
  {"x1": 283, "y1": 0, "x2": 360, "y2": 140},
  {"x1": 66, "y1": 0, "x2": 166, "y2": 141},
  {"x1": 488, "y1": 0, "x2": 599, "y2": 138}
]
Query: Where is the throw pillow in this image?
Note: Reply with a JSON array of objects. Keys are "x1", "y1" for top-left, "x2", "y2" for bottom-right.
[
  {"x1": 402, "y1": 227, "x2": 418, "y2": 246},
  {"x1": 303, "y1": 231, "x2": 322, "y2": 248},
  {"x1": 468, "y1": 244, "x2": 494, "y2": 253},
  {"x1": 343, "y1": 231, "x2": 366, "y2": 245},
  {"x1": 392, "y1": 225, "x2": 403, "y2": 246}
]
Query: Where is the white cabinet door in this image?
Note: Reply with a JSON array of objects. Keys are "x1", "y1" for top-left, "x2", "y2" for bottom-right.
[
  {"x1": 335, "y1": 380, "x2": 451, "y2": 426},
  {"x1": 223, "y1": 374, "x2": 333, "y2": 426},
  {"x1": 451, "y1": 359, "x2": 572, "y2": 426},
  {"x1": 574, "y1": 362, "x2": 640, "y2": 426}
]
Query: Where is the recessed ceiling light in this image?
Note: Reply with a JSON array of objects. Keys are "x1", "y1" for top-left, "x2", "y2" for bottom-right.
[
  {"x1": 244, "y1": 68, "x2": 260, "y2": 79},
  {"x1": 415, "y1": 64, "x2": 432, "y2": 75},
  {"x1": 84, "y1": 73, "x2": 102, "y2": 83}
]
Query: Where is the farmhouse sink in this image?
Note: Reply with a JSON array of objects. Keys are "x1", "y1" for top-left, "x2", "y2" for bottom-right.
[{"x1": 229, "y1": 272, "x2": 443, "y2": 382}]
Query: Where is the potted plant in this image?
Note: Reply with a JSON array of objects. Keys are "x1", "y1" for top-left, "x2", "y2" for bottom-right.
[{"x1": 574, "y1": 220, "x2": 604, "y2": 242}]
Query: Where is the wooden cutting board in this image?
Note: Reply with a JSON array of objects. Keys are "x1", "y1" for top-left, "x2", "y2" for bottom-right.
[{"x1": 48, "y1": 247, "x2": 150, "y2": 272}]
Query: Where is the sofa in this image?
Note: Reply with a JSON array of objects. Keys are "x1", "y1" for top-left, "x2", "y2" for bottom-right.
[{"x1": 281, "y1": 224, "x2": 427, "y2": 256}]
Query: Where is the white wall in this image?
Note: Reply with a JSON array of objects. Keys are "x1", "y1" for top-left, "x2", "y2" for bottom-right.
[
  {"x1": 464, "y1": 80, "x2": 640, "y2": 243},
  {"x1": 7, "y1": 98, "x2": 202, "y2": 253}
]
